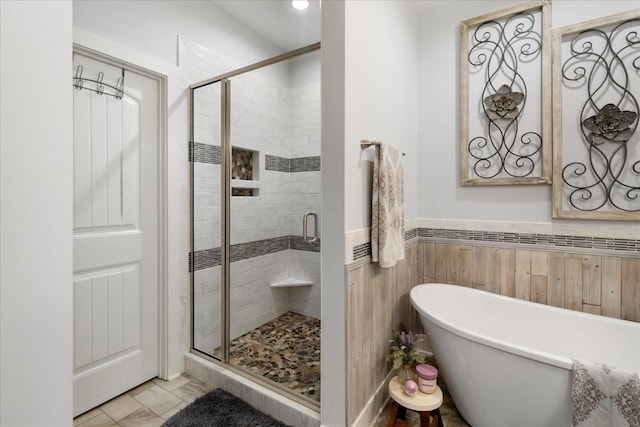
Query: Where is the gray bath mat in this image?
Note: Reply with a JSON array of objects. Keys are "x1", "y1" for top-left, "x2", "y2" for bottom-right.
[{"x1": 162, "y1": 388, "x2": 292, "y2": 427}]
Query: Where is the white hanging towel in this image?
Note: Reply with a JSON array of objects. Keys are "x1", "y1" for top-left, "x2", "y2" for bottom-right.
[
  {"x1": 371, "y1": 143, "x2": 405, "y2": 268},
  {"x1": 571, "y1": 358, "x2": 640, "y2": 427}
]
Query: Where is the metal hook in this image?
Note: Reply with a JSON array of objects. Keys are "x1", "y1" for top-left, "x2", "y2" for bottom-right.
[
  {"x1": 96, "y1": 71, "x2": 105, "y2": 95},
  {"x1": 115, "y1": 77, "x2": 124, "y2": 99},
  {"x1": 72, "y1": 65, "x2": 125, "y2": 100},
  {"x1": 74, "y1": 65, "x2": 84, "y2": 90}
]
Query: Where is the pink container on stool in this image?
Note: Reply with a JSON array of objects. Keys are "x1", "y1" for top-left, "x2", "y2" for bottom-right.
[{"x1": 415, "y1": 364, "x2": 438, "y2": 394}]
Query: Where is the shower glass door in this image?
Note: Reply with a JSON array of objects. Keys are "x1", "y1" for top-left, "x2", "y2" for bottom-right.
[
  {"x1": 191, "y1": 82, "x2": 223, "y2": 357},
  {"x1": 190, "y1": 46, "x2": 321, "y2": 406},
  {"x1": 227, "y1": 51, "x2": 321, "y2": 403}
]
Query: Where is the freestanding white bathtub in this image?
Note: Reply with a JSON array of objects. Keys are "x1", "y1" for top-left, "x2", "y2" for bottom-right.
[{"x1": 410, "y1": 283, "x2": 640, "y2": 427}]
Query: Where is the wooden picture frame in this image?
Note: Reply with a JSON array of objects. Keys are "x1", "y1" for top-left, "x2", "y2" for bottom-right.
[
  {"x1": 461, "y1": 0, "x2": 551, "y2": 186},
  {"x1": 552, "y1": 10, "x2": 640, "y2": 220}
]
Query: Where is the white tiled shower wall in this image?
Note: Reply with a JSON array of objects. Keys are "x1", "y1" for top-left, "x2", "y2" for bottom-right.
[
  {"x1": 286, "y1": 57, "x2": 321, "y2": 319},
  {"x1": 286, "y1": 62, "x2": 321, "y2": 237},
  {"x1": 193, "y1": 265, "x2": 219, "y2": 353},
  {"x1": 193, "y1": 248, "x2": 321, "y2": 353},
  {"x1": 184, "y1": 37, "x2": 321, "y2": 353},
  {"x1": 193, "y1": 251, "x2": 291, "y2": 353}
]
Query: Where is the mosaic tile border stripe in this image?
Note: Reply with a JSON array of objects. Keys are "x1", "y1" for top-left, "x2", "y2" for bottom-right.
[
  {"x1": 353, "y1": 242, "x2": 371, "y2": 261},
  {"x1": 417, "y1": 228, "x2": 640, "y2": 251},
  {"x1": 265, "y1": 155, "x2": 321, "y2": 173},
  {"x1": 192, "y1": 147, "x2": 320, "y2": 173},
  {"x1": 191, "y1": 247, "x2": 221, "y2": 271},
  {"x1": 352, "y1": 227, "x2": 640, "y2": 261},
  {"x1": 352, "y1": 230, "x2": 417, "y2": 261},
  {"x1": 290, "y1": 235, "x2": 321, "y2": 252},
  {"x1": 290, "y1": 157, "x2": 321, "y2": 172},
  {"x1": 191, "y1": 235, "x2": 320, "y2": 272},
  {"x1": 265, "y1": 155, "x2": 290, "y2": 172},
  {"x1": 193, "y1": 142, "x2": 221, "y2": 164},
  {"x1": 405, "y1": 228, "x2": 417, "y2": 241}
]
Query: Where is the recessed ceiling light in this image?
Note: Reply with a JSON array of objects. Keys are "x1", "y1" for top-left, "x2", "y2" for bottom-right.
[{"x1": 291, "y1": 0, "x2": 309, "y2": 10}]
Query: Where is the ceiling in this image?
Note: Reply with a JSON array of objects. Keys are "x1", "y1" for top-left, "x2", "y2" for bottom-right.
[{"x1": 210, "y1": 0, "x2": 322, "y2": 52}]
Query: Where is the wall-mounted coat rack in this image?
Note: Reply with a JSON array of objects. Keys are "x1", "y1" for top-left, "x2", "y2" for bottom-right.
[{"x1": 73, "y1": 64, "x2": 124, "y2": 100}]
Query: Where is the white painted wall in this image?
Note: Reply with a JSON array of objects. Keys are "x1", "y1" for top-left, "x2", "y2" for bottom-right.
[
  {"x1": 321, "y1": 1, "x2": 347, "y2": 425},
  {"x1": 344, "y1": 1, "x2": 420, "y2": 232},
  {"x1": 321, "y1": 1, "x2": 420, "y2": 425},
  {"x1": 73, "y1": 1, "x2": 281, "y2": 69},
  {"x1": 73, "y1": 0, "x2": 285, "y2": 377},
  {"x1": 417, "y1": 0, "x2": 640, "y2": 223},
  {"x1": 0, "y1": 1, "x2": 74, "y2": 425}
]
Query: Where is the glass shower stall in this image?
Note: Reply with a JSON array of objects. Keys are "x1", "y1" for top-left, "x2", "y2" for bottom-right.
[{"x1": 189, "y1": 44, "x2": 321, "y2": 406}]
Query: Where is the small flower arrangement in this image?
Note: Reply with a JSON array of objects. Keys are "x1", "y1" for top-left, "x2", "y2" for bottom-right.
[{"x1": 386, "y1": 330, "x2": 426, "y2": 369}]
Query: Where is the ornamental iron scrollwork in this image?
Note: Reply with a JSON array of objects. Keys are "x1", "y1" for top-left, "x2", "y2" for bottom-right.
[
  {"x1": 559, "y1": 18, "x2": 639, "y2": 214},
  {"x1": 467, "y1": 10, "x2": 543, "y2": 180}
]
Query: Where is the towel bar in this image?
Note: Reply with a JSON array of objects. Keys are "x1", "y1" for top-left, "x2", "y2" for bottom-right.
[{"x1": 360, "y1": 139, "x2": 405, "y2": 156}]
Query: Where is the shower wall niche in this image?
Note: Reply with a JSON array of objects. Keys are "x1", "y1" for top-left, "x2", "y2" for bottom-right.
[
  {"x1": 190, "y1": 47, "x2": 321, "y2": 403},
  {"x1": 231, "y1": 147, "x2": 259, "y2": 196}
]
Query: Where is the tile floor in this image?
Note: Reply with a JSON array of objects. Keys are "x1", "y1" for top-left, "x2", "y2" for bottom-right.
[
  {"x1": 74, "y1": 372, "x2": 470, "y2": 427},
  {"x1": 73, "y1": 375, "x2": 212, "y2": 427}
]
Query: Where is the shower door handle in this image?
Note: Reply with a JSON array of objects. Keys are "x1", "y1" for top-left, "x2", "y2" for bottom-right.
[{"x1": 303, "y1": 212, "x2": 318, "y2": 244}]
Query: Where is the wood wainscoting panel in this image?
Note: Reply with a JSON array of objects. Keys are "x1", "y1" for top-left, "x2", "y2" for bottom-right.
[
  {"x1": 499, "y1": 249, "x2": 516, "y2": 297},
  {"x1": 446, "y1": 244, "x2": 460, "y2": 284},
  {"x1": 346, "y1": 240, "x2": 637, "y2": 425},
  {"x1": 411, "y1": 242, "x2": 634, "y2": 322},
  {"x1": 601, "y1": 257, "x2": 622, "y2": 319},
  {"x1": 434, "y1": 244, "x2": 447, "y2": 283},
  {"x1": 460, "y1": 248, "x2": 473, "y2": 287},
  {"x1": 486, "y1": 247, "x2": 501, "y2": 294},
  {"x1": 583, "y1": 304, "x2": 602, "y2": 316},
  {"x1": 418, "y1": 242, "x2": 435, "y2": 282},
  {"x1": 531, "y1": 250, "x2": 548, "y2": 275},
  {"x1": 515, "y1": 250, "x2": 531, "y2": 301},
  {"x1": 548, "y1": 253, "x2": 565, "y2": 308},
  {"x1": 530, "y1": 274, "x2": 548, "y2": 305},
  {"x1": 346, "y1": 245, "x2": 418, "y2": 425},
  {"x1": 564, "y1": 257, "x2": 583, "y2": 312},
  {"x1": 472, "y1": 246, "x2": 487, "y2": 287},
  {"x1": 530, "y1": 251, "x2": 548, "y2": 304},
  {"x1": 621, "y1": 258, "x2": 640, "y2": 322},
  {"x1": 582, "y1": 256, "x2": 602, "y2": 306}
]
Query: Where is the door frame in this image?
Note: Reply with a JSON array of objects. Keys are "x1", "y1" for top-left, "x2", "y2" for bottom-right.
[{"x1": 72, "y1": 43, "x2": 169, "y2": 380}]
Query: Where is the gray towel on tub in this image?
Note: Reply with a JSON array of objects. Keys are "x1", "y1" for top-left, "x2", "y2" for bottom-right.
[{"x1": 571, "y1": 358, "x2": 640, "y2": 427}]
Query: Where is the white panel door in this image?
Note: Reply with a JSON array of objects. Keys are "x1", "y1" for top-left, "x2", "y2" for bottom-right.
[{"x1": 72, "y1": 54, "x2": 159, "y2": 416}]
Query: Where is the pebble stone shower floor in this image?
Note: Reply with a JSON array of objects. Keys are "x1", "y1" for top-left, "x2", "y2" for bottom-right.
[{"x1": 224, "y1": 311, "x2": 321, "y2": 402}]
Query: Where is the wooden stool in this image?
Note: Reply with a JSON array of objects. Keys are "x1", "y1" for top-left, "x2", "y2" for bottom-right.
[{"x1": 387, "y1": 376, "x2": 444, "y2": 427}]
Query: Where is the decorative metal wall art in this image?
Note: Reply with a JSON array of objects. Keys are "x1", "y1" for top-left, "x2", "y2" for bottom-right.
[
  {"x1": 461, "y1": 0, "x2": 551, "y2": 185},
  {"x1": 552, "y1": 10, "x2": 640, "y2": 220}
]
